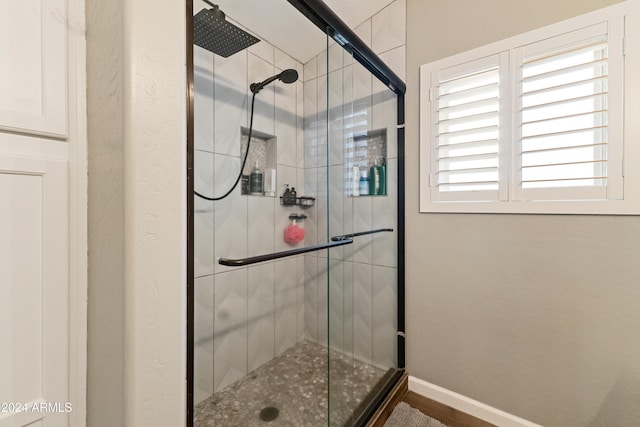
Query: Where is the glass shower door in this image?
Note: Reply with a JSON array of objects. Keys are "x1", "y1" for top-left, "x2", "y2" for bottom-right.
[
  {"x1": 190, "y1": 1, "x2": 403, "y2": 425},
  {"x1": 327, "y1": 42, "x2": 399, "y2": 425}
]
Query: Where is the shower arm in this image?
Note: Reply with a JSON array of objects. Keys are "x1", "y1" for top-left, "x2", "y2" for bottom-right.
[
  {"x1": 218, "y1": 239, "x2": 353, "y2": 267},
  {"x1": 201, "y1": 0, "x2": 218, "y2": 9}
]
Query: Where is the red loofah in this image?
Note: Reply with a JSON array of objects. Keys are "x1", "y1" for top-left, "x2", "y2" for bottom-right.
[{"x1": 284, "y1": 224, "x2": 305, "y2": 244}]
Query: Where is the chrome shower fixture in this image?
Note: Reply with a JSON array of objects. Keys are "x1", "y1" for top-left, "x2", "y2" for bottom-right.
[
  {"x1": 250, "y1": 69, "x2": 299, "y2": 94},
  {"x1": 193, "y1": 0, "x2": 260, "y2": 57}
]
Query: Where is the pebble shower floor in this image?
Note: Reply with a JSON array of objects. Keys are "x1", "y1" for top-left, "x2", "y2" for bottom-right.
[{"x1": 194, "y1": 340, "x2": 384, "y2": 426}]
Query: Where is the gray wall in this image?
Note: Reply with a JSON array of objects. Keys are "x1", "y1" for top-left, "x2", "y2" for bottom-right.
[
  {"x1": 405, "y1": 1, "x2": 640, "y2": 426},
  {"x1": 86, "y1": 0, "x2": 125, "y2": 425}
]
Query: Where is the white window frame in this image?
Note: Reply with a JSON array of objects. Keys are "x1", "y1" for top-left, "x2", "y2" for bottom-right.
[{"x1": 419, "y1": 1, "x2": 640, "y2": 214}]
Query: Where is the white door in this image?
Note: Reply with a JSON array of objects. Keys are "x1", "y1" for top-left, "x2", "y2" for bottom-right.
[{"x1": 0, "y1": 0, "x2": 84, "y2": 425}]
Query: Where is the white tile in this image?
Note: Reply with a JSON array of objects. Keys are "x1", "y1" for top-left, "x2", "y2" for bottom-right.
[
  {"x1": 247, "y1": 196, "x2": 275, "y2": 258},
  {"x1": 304, "y1": 78, "x2": 318, "y2": 169},
  {"x1": 277, "y1": 165, "x2": 298, "y2": 195},
  {"x1": 354, "y1": 19, "x2": 372, "y2": 49},
  {"x1": 372, "y1": 266, "x2": 397, "y2": 369},
  {"x1": 354, "y1": 263, "x2": 373, "y2": 364},
  {"x1": 328, "y1": 69, "x2": 344, "y2": 167},
  {"x1": 303, "y1": 56, "x2": 317, "y2": 81},
  {"x1": 195, "y1": 275, "x2": 215, "y2": 341},
  {"x1": 275, "y1": 258, "x2": 298, "y2": 355},
  {"x1": 317, "y1": 74, "x2": 328, "y2": 168},
  {"x1": 194, "y1": 275, "x2": 214, "y2": 404},
  {"x1": 296, "y1": 255, "x2": 305, "y2": 342},
  {"x1": 328, "y1": 259, "x2": 344, "y2": 352},
  {"x1": 275, "y1": 48, "x2": 297, "y2": 73},
  {"x1": 214, "y1": 269, "x2": 247, "y2": 392},
  {"x1": 317, "y1": 257, "x2": 328, "y2": 346},
  {"x1": 296, "y1": 168, "x2": 305, "y2": 201},
  {"x1": 248, "y1": 53, "x2": 275, "y2": 135},
  {"x1": 328, "y1": 68, "x2": 343, "y2": 112},
  {"x1": 316, "y1": 167, "x2": 328, "y2": 248},
  {"x1": 275, "y1": 77, "x2": 297, "y2": 168},
  {"x1": 248, "y1": 38, "x2": 274, "y2": 64},
  {"x1": 343, "y1": 45, "x2": 354, "y2": 67},
  {"x1": 328, "y1": 118, "x2": 344, "y2": 168},
  {"x1": 194, "y1": 46, "x2": 215, "y2": 153},
  {"x1": 371, "y1": 0, "x2": 406, "y2": 54},
  {"x1": 247, "y1": 263, "x2": 275, "y2": 372},
  {"x1": 329, "y1": 42, "x2": 343, "y2": 73},
  {"x1": 296, "y1": 82, "x2": 305, "y2": 168},
  {"x1": 304, "y1": 256, "x2": 318, "y2": 342},
  {"x1": 353, "y1": 62, "x2": 372, "y2": 136},
  {"x1": 328, "y1": 165, "x2": 344, "y2": 260},
  {"x1": 214, "y1": 155, "x2": 247, "y2": 274},
  {"x1": 372, "y1": 78, "x2": 398, "y2": 160},
  {"x1": 342, "y1": 64, "x2": 353, "y2": 123},
  {"x1": 303, "y1": 168, "x2": 318, "y2": 247},
  {"x1": 372, "y1": 159, "x2": 397, "y2": 268},
  {"x1": 296, "y1": 60, "x2": 304, "y2": 83},
  {"x1": 194, "y1": 150, "x2": 215, "y2": 277},
  {"x1": 351, "y1": 196, "x2": 373, "y2": 264},
  {"x1": 317, "y1": 49, "x2": 328, "y2": 77},
  {"x1": 379, "y1": 45, "x2": 406, "y2": 82},
  {"x1": 342, "y1": 66, "x2": 355, "y2": 197},
  {"x1": 214, "y1": 51, "x2": 248, "y2": 156},
  {"x1": 342, "y1": 262, "x2": 355, "y2": 358},
  {"x1": 342, "y1": 193, "x2": 355, "y2": 260}
]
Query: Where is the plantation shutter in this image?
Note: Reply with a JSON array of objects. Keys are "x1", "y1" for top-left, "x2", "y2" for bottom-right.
[
  {"x1": 514, "y1": 23, "x2": 623, "y2": 201},
  {"x1": 430, "y1": 54, "x2": 508, "y2": 202}
]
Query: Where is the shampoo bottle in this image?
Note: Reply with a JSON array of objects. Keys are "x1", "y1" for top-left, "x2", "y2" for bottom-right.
[
  {"x1": 370, "y1": 159, "x2": 380, "y2": 195},
  {"x1": 380, "y1": 158, "x2": 387, "y2": 196},
  {"x1": 249, "y1": 161, "x2": 264, "y2": 195},
  {"x1": 359, "y1": 169, "x2": 369, "y2": 196},
  {"x1": 289, "y1": 187, "x2": 297, "y2": 205}
]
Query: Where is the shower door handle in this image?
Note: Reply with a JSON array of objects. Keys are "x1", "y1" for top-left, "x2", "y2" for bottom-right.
[
  {"x1": 218, "y1": 239, "x2": 353, "y2": 267},
  {"x1": 330, "y1": 228, "x2": 393, "y2": 241}
]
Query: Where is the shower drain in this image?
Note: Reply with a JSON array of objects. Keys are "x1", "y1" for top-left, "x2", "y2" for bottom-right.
[{"x1": 259, "y1": 406, "x2": 279, "y2": 422}]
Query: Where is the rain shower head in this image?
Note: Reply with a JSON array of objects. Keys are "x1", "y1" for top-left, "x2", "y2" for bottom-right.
[
  {"x1": 193, "y1": 2, "x2": 260, "y2": 57},
  {"x1": 250, "y1": 69, "x2": 299, "y2": 94}
]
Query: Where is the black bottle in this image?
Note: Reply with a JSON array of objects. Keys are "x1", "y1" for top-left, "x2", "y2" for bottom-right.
[{"x1": 289, "y1": 187, "x2": 297, "y2": 205}]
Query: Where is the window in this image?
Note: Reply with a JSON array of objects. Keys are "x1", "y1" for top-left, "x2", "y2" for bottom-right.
[{"x1": 419, "y1": 1, "x2": 640, "y2": 214}]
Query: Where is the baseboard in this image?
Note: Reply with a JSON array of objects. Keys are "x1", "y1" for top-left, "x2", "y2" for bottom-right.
[{"x1": 408, "y1": 376, "x2": 542, "y2": 427}]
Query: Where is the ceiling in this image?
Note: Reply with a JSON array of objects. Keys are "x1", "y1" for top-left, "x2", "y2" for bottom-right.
[{"x1": 209, "y1": 0, "x2": 393, "y2": 64}]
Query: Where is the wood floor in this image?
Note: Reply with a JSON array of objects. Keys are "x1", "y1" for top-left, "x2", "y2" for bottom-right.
[{"x1": 366, "y1": 372, "x2": 496, "y2": 427}]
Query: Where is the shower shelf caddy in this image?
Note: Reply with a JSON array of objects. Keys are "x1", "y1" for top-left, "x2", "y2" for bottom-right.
[{"x1": 279, "y1": 196, "x2": 315, "y2": 207}]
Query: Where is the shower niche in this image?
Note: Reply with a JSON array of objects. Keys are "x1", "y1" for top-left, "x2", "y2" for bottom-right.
[
  {"x1": 239, "y1": 127, "x2": 277, "y2": 197},
  {"x1": 347, "y1": 128, "x2": 388, "y2": 197}
]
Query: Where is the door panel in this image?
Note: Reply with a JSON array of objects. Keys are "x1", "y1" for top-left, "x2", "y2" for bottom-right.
[
  {"x1": 0, "y1": 0, "x2": 67, "y2": 137},
  {"x1": 0, "y1": 158, "x2": 69, "y2": 427}
]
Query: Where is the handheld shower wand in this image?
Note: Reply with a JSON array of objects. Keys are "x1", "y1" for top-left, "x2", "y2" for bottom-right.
[
  {"x1": 195, "y1": 69, "x2": 299, "y2": 201},
  {"x1": 250, "y1": 69, "x2": 299, "y2": 94}
]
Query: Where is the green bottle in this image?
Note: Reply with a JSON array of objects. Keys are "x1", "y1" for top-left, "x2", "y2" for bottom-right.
[
  {"x1": 369, "y1": 160, "x2": 376, "y2": 195},
  {"x1": 379, "y1": 158, "x2": 386, "y2": 196}
]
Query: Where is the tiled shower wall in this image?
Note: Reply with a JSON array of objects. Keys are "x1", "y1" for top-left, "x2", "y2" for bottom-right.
[
  {"x1": 193, "y1": 1, "x2": 307, "y2": 403},
  {"x1": 301, "y1": 0, "x2": 406, "y2": 371},
  {"x1": 193, "y1": 0, "x2": 406, "y2": 406}
]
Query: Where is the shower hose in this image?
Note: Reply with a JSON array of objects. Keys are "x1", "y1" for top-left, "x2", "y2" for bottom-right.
[{"x1": 194, "y1": 92, "x2": 257, "y2": 201}]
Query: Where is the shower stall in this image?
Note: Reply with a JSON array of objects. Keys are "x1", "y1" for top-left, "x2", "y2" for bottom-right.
[{"x1": 187, "y1": 0, "x2": 406, "y2": 425}]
